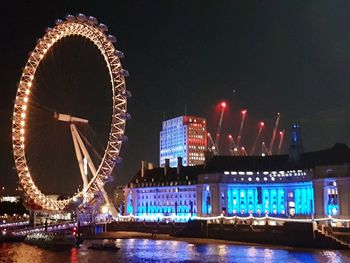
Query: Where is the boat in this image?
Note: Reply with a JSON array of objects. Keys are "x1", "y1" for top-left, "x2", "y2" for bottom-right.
[
  {"x1": 24, "y1": 231, "x2": 77, "y2": 249},
  {"x1": 88, "y1": 240, "x2": 120, "y2": 252}
]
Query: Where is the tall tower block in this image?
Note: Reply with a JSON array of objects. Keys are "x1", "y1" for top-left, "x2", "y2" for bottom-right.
[{"x1": 160, "y1": 116, "x2": 207, "y2": 167}]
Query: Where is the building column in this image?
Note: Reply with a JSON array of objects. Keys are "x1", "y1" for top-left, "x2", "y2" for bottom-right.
[
  {"x1": 219, "y1": 184, "x2": 228, "y2": 215},
  {"x1": 196, "y1": 185, "x2": 203, "y2": 217},
  {"x1": 313, "y1": 180, "x2": 325, "y2": 218},
  {"x1": 210, "y1": 184, "x2": 221, "y2": 215}
]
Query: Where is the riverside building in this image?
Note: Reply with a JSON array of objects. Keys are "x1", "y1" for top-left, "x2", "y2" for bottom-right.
[{"x1": 125, "y1": 125, "x2": 350, "y2": 222}]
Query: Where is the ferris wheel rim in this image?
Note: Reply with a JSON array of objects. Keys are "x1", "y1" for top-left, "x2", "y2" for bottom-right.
[{"x1": 12, "y1": 14, "x2": 128, "y2": 211}]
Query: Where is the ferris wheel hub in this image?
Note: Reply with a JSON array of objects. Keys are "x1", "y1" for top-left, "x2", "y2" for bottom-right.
[{"x1": 54, "y1": 112, "x2": 89, "y2": 124}]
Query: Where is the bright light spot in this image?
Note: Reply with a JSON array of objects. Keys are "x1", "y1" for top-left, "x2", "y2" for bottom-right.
[
  {"x1": 221, "y1": 102, "x2": 227, "y2": 108},
  {"x1": 101, "y1": 205, "x2": 109, "y2": 214},
  {"x1": 260, "y1": 122, "x2": 265, "y2": 127}
]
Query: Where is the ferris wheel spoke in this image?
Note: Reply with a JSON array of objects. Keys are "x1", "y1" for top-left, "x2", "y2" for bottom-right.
[{"x1": 77, "y1": 125, "x2": 103, "y2": 160}]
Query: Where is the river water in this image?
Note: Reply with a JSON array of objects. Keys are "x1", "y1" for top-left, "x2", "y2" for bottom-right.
[{"x1": 1, "y1": 239, "x2": 350, "y2": 263}]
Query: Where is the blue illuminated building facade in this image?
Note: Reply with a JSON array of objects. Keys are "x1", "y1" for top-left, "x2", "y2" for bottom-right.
[
  {"x1": 125, "y1": 163, "x2": 201, "y2": 221},
  {"x1": 227, "y1": 182, "x2": 314, "y2": 215},
  {"x1": 197, "y1": 169, "x2": 315, "y2": 217},
  {"x1": 125, "y1": 141, "x2": 350, "y2": 221},
  {"x1": 126, "y1": 186, "x2": 197, "y2": 221},
  {"x1": 159, "y1": 116, "x2": 207, "y2": 167}
]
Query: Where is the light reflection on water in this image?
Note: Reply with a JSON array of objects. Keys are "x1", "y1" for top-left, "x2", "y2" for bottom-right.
[{"x1": 1, "y1": 239, "x2": 350, "y2": 263}]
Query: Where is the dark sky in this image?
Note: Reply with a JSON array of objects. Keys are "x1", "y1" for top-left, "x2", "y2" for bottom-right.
[{"x1": 1, "y1": 1, "x2": 350, "y2": 194}]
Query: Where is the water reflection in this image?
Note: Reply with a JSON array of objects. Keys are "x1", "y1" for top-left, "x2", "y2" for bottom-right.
[
  {"x1": 263, "y1": 248, "x2": 274, "y2": 262},
  {"x1": 1, "y1": 239, "x2": 350, "y2": 263},
  {"x1": 247, "y1": 246, "x2": 258, "y2": 259},
  {"x1": 217, "y1": 244, "x2": 228, "y2": 257},
  {"x1": 70, "y1": 248, "x2": 78, "y2": 263},
  {"x1": 318, "y1": 250, "x2": 344, "y2": 263}
]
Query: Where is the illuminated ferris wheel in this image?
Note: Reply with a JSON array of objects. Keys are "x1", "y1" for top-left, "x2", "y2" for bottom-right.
[{"x1": 12, "y1": 14, "x2": 131, "y2": 211}]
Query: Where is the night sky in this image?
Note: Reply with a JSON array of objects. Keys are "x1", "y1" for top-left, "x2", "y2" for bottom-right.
[{"x1": 1, "y1": 1, "x2": 350, "y2": 194}]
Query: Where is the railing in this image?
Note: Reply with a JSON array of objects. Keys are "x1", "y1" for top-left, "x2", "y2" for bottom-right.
[
  {"x1": 117, "y1": 213, "x2": 344, "y2": 224},
  {"x1": 314, "y1": 223, "x2": 350, "y2": 248},
  {"x1": 0, "y1": 221, "x2": 29, "y2": 228}
]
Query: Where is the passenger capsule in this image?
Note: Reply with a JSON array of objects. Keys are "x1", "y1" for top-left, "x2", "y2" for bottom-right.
[
  {"x1": 117, "y1": 135, "x2": 128, "y2": 142},
  {"x1": 105, "y1": 176, "x2": 114, "y2": 183},
  {"x1": 119, "y1": 112, "x2": 131, "y2": 120},
  {"x1": 120, "y1": 69, "x2": 129, "y2": 77},
  {"x1": 122, "y1": 90, "x2": 132, "y2": 98},
  {"x1": 107, "y1": 34, "x2": 117, "y2": 43},
  {"x1": 98, "y1": 23, "x2": 108, "y2": 32},
  {"x1": 76, "y1": 13, "x2": 87, "y2": 21},
  {"x1": 65, "y1": 14, "x2": 75, "y2": 21},
  {"x1": 55, "y1": 19, "x2": 63, "y2": 25},
  {"x1": 114, "y1": 157, "x2": 123, "y2": 164},
  {"x1": 87, "y1": 16, "x2": 98, "y2": 25},
  {"x1": 114, "y1": 50, "x2": 124, "y2": 58}
]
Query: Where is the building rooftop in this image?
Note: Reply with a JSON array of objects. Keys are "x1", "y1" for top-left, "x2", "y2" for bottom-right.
[
  {"x1": 128, "y1": 143, "x2": 350, "y2": 188},
  {"x1": 128, "y1": 165, "x2": 204, "y2": 188},
  {"x1": 205, "y1": 143, "x2": 350, "y2": 173}
]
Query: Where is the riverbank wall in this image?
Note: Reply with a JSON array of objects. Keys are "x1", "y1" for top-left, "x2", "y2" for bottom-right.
[{"x1": 103, "y1": 221, "x2": 350, "y2": 249}]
